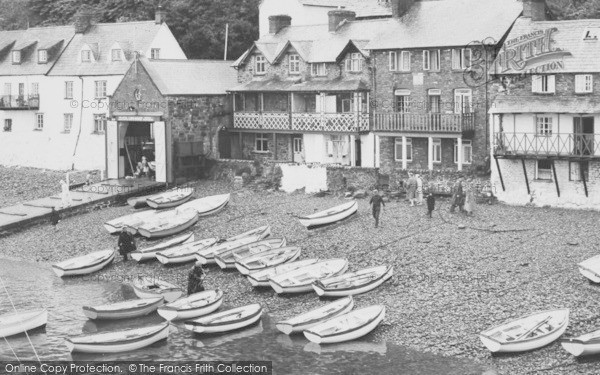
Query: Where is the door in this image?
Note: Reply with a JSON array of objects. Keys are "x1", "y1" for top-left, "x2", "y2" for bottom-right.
[
  {"x1": 355, "y1": 138, "x2": 362, "y2": 167},
  {"x1": 574, "y1": 117, "x2": 594, "y2": 155},
  {"x1": 293, "y1": 136, "x2": 304, "y2": 163},
  {"x1": 106, "y1": 120, "x2": 119, "y2": 179},
  {"x1": 454, "y1": 89, "x2": 472, "y2": 114},
  {"x1": 153, "y1": 121, "x2": 167, "y2": 183}
]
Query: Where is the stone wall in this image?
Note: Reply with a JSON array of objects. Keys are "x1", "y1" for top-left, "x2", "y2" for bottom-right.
[{"x1": 326, "y1": 165, "x2": 379, "y2": 191}]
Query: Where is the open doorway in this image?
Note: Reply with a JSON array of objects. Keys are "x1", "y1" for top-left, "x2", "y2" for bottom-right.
[
  {"x1": 123, "y1": 122, "x2": 155, "y2": 177},
  {"x1": 574, "y1": 117, "x2": 595, "y2": 156}
]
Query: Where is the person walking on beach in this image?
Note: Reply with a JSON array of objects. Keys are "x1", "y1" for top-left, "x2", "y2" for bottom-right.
[
  {"x1": 369, "y1": 190, "x2": 385, "y2": 228},
  {"x1": 187, "y1": 263, "x2": 206, "y2": 295},
  {"x1": 49, "y1": 207, "x2": 60, "y2": 231},
  {"x1": 406, "y1": 173, "x2": 417, "y2": 206},
  {"x1": 450, "y1": 178, "x2": 465, "y2": 213},
  {"x1": 117, "y1": 227, "x2": 136, "y2": 261},
  {"x1": 416, "y1": 174, "x2": 424, "y2": 205},
  {"x1": 426, "y1": 193, "x2": 435, "y2": 218}
]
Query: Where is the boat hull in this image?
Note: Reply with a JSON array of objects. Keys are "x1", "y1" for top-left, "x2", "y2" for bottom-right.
[
  {"x1": 312, "y1": 266, "x2": 393, "y2": 297},
  {"x1": 138, "y1": 213, "x2": 199, "y2": 239},
  {"x1": 235, "y1": 246, "x2": 301, "y2": 275},
  {"x1": 147, "y1": 191, "x2": 193, "y2": 209},
  {"x1": 82, "y1": 297, "x2": 164, "y2": 320},
  {"x1": 0, "y1": 310, "x2": 47, "y2": 338},
  {"x1": 52, "y1": 250, "x2": 115, "y2": 278},
  {"x1": 276, "y1": 296, "x2": 354, "y2": 335},
  {"x1": 298, "y1": 201, "x2": 358, "y2": 229},
  {"x1": 130, "y1": 233, "x2": 195, "y2": 262},
  {"x1": 183, "y1": 305, "x2": 262, "y2": 334},
  {"x1": 66, "y1": 324, "x2": 169, "y2": 354},
  {"x1": 157, "y1": 291, "x2": 224, "y2": 321},
  {"x1": 269, "y1": 260, "x2": 348, "y2": 294},
  {"x1": 246, "y1": 259, "x2": 320, "y2": 287},
  {"x1": 304, "y1": 306, "x2": 385, "y2": 344}
]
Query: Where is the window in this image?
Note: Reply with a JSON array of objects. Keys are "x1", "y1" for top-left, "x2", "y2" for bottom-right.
[
  {"x1": 454, "y1": 89, "x2": 472, "y2": 113},
  {"x1": 65, "y1": 81, "x2": 73, "y2": 99},
  {"x1": 38, "y1": 49, "x2": 47, "y2": 63},
  {"x1": 311, "y1": 63, "x2": 327, "y2": 77},
  {"x1": 18, "y1": 83, "x2": 24, "y2": 97},
  {"x1": 63, "y1": 113, "x2": 73, "y2": 133},
  {"x1": 454, "y1": 140, "x2": 472, "y2": 164},
  {"x1": 94, "y1": 80, "x2": 107, "y2": 98},
  {"x1": 532, "y1": 75, "x2": 555, "y2": 93},
  {"x1": 536, "y1": 160, "x2": 553, "y2": 180},
  {"x1": 536, "y1": 115, "x2": 552, "y2": 136},
  {"x1": 31, "y1": 83, "x2": 39, "y2": 98},
  {"x1": 289, "y1": 54, "x2": 300, "y2": 74},
  {"x1": 452, "y1": 48, "x2": 471, "y2": 70},
  {"x1": 293, "y1": 138, "x2": 303, "y2": 153},
  {"x1": 432, "y1": 138, "x2": 442, "y2": 163},
  {"x1": 395, "y1": 90, "x2": 411, "y2": 113},
  {"x1": 150, "y1": 48, "x2": 160, "y2": 59},
  {"x1": 346, "y1": 53, "x2": 363, "y2": 72},
  {"x1": 93, "y1": 114, "x2": 106, "y2": 133},
  {"x1": 429, "y1": 90, "x2": 441, "y2": 113},
  {"x1": 570, "y1": 161, "x2": 589, "y2": 182},
  {"x1": 81, "y1": 49, "x2": 91, "y2": 62},
  {"x1": 3, "y1": 119, "x2": 11, "y2": 132},
  {"x1": 11, "y1": 50, "x2": 21, "y2": 64},
  {"x1": 575, "y1": 74, "x2": 593, "y2": 93},
  {"x1": 111, "y1": 49, "x2": 122, "y2": 61},
  {"x1": 423, "y1": 50, "x2": 440, "y2": 71},
  {"x1": 394, "y1": 138, "x2": 413, "y2": 162},
  {"x1": 389, "y1": 51, "x2": 411, "y2": 72},
  {"x1": 341, "y1": 98, "x2": 352, "y2": 113},
  {"x1": 255, "y1": 133, "x2": 269, "y2": 152},
  {"x1": 255, "y1": 55, "x2": 266, "y2": 75},
  {"x1": 35, "y1": 113, "x2": 44, "y2": 130}
]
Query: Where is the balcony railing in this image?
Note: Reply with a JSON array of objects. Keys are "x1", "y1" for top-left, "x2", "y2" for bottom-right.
[
  {"x1": 233, "y1": 111, "x2": 369, "y2": 132},
  {"x1": 373, "y1": 112, "x2": 475, "y2": 133},
  {"x1": 0, "y1": 95, "x2": 40, "y2": 110},
  {"x1": 494, "y1": 132, "x2": 600, "y2": 159}
]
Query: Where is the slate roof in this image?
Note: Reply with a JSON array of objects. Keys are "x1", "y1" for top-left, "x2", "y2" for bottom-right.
[
  {"x1": 365, "y1": 0, "x2": 523, "y2": 50},
  {"x1": 298, "y1": 0, "x2": 392, "y2": 18},
  {"x1": 141, "y1": 58, "x2": 238, "y2": 95},
  {"x1": 491, "y1": 18, "x2": 600, "y2": 74},
  {"x1": 229, "y1": 77, "x2": 369, "y2": 92},
  {"x1": 490, "y1": 96, "x2": 600, "y2": 114}
]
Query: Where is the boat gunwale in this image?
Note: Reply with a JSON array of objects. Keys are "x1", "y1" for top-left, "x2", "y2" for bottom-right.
[
  {"x1": 306, "y1": 305, "x2": 385, "y2": 339},
  {"x1": 479, "y1": 309, "x2": 570, "y2": 345}
]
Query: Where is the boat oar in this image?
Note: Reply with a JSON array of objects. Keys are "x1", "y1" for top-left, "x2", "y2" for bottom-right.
[{"x1": 515, "y1": 316, "x2": 552, "y2": 341}]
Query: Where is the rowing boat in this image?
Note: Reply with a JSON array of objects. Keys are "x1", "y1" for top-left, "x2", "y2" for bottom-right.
[
  {"x1": 127, "y1": 194, "x2": 157, "y2": 209},
  {"x1": 561, "y1": 329, "x2": 600, "y2": 357},
  {"x1": 276, "y1": 296, "x2": 354, "y2": 335},
  {"x1": 304, "y1": 305, "x2": 385, "y2": 344},
  {"x1": 235, "y1": 246, "x2": 301, "y2": 275},
  {"x1": 52, "y1": 249, "x2": 116, "y2": 277},
  {"x1": 479, "y1": 309, "x2": 570, "y2": 353},
  {"x1": 183, "y1": 304, "x2": 262, "y2": 334},
  {"x1": 269, "y1": 259, "x2": 349, "y2": 294},
  {"x1": 312, "y1": 265, "x2": 393, "y2": 297},
  {"x1": 196, "y1": 236, "x2": 263, "y2": 265},
  {"x1": 157, "y1": 290, "x2": 224, "y2": 321},
  {"x1": 297, "y1": 201, "x2": 358, "y2": 229},
  {"x1": 137, "y1": 209, "x2": 199, "y2": 239},
  {"x1": 66, "y1": 323, "x2": 169, "y2": 353},
  {"x1": 247, "y1": 259, "x2": 319, "y2": 287},
  {"x1": 156, "y1": 238, "x2": 219, "y2": 265},
  {"x1": 176, "y1": 194, "x2": 230, "y2": 217},
  {"x1": 225, "y1": 225, "x2": 271, "y2": 242},
  {"x1": 130, "y1": 233, "x2": 195, "y2": 262},
  {"x1": 0, "y1": 309, "x2": 47, "y2": 338},
  {"x1": 214, "y1": 237, "x2": 286, "y2": 270},
  {"x1": 578, "y1": 254, "x2": 600, "y2": 283},
  {"x1": 131, "y1": 277, "x2": 183, "y2": 303},
  {"x1": 147, "y1": 188, "x2": 194, "y2": 209},
  {"x1": 82, "y1": 297, "x2": 164, "y2": 320},
  {"x1": 103, "y1": 210, "x2": 158, "y2": 234}
]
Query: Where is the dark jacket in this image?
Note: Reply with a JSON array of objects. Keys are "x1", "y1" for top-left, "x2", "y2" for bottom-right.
[
  {"x1": 369, "y1": 195, "x2": 385, "y2": 211},
  {"x1": 49, "y1": 209, "x2": 60, "y2": 226},
  {"x1": 427, "y1": 194, "x2": 436, "y2": 211},
  {"x1": 187, "y1": 265, "x2": 205, "y2": 295},
  {"x1": 118, "y1": 231, "x2": 136, "y2": 256}
]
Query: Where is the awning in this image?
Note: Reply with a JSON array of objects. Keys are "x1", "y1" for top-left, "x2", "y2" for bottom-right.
[
  {"x1": 229, "y1": 78, "x2": 369, "y2": 93},
  {"x1": 490, "y1": 97, "x2": 600, "y2": 114}
]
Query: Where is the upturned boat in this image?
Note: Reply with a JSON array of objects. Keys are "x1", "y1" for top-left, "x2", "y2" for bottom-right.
[
  {"x1": 137, "y1": 209, "x2": 199, "y2": 239},
  {"x1": 214, "y1": 237, "x2": 286, "y2": 270},
  {"x1": 246, "y1": 259, "x2": 319, "y2": 287},
  {"x1": 269, "y1": 259, "x2": 349, "y2": 294},
  {"x1": 304, "y1": 305, "x2": 385, "y2": 344},
  {"x1": 131, "y1": 277, "x2": 182, "y2": 303},
  {"x1": 0, "y1": 309, "x2": 47, "y2": 338},
  {"x1": 156, "y1": 238, "x2": 219, "y2": 265},
  {"x1": 82, "y1": 297, "x2": 164, "y2": 320},
  {"x1": 130, "y1": 232, "x2": 195, "y2": 262},
  {"x1": 297, "y1": 201, "x2": 357, "y2": 229},
  {"x1": 235, "y1": 246, "x2": 301, "y2": 275},
  {"x1": 157, "y1": 290, "x2": 224, "y2": 321},
  {"x1": 52, "y1": 249, "x2": 116, "y2": 277},
  {"x1": 176, "y1": 194, "x2": 230, "y2": 217},
  {"x1": 276, "y1": 296, "x2": 354, "y2": 335},
  {"x1": 312, "y1": 265, "x2": 393, "y2": 297},
  {"x1": 184, "y1": 304, "x2": 262, "y2": 334},
  {"x1": 147, "y1": 188, "x2": 194, "y2": 209},
  {"x1": 66, "y1": 323, "x2": 169, "y2": 353}
]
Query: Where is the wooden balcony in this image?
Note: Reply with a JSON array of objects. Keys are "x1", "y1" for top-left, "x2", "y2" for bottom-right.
[
  {"x1": 373, "y1": 112, "x2": 475, "y2": 134},
  {"x1": 494, "y1": 133, "x2": 600, "y2": 160},
  {"x1": 233, "y1": 111, "x2": 369, "y2": 133},
  {"x1": 0, "y1": 95, "x2": 40, "y2": 110}
]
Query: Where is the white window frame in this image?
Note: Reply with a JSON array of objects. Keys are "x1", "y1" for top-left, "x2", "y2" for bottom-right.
[
  {"x1": 255, "y1": 55, "x2": 266, "y2": 75},
  {"x1": 255, "y1": 133, "x2": 269, "y2": 152},
  {"x1": 111, "y1": 49, "x2": 122, "y2": 62},
  {"x1": 452, "y1": 48, "x2": 471, "y2": 70},
  {"x1": 150, "y1": 48, "x2": 160, "y2": 59},
  {"x1": 93, "y1": 114, "x2": 106, "y2": 134},
  {"x1": 454, "y1": 140, "x2": 472, "y2": 164},
  {"x1": 395, "y1": 92, "x2": 411, "y2": 113},
  {"x1": 454, "y1": 89, "x2": 472, "y2": 114},
  {"x1": 432, "y1": 138, "x2": 442, "y2": 163},
  {"x1": 35, "y1": 113, "x2": 44, "y2": 130},
  {"x1": 394, "y1": 138, "x2": 413, "y2": 162},
  {"x1": 31, "y1": 83, "x2": 39, "y2": 97},
  {"x1": 81, "y1": 49, "x2": 91, "y2": 62},
  {"x1": 311, "y1": 63, "x2": 327, "y2": 77},
  {"x1": 3, "y1": 119, "x2": 12, "y2": 132},
  {"x1": 63, "y1": 113, "x2": 73, "y2": 133},
  {"x1": 430, "y1": 49, "x2": 440, "y2": 71},
  {"x1": 65, "y1": 81, "x2": 74, "y2": 99},
  {"x1": 532, "y1": 75, "x2": 555, "y2": 93},
  {"x1": 575, "y1": 74, "x2": 593, "y2": 93},
  {"x1": 38, "y1": 49, "x2": 48, "y2": 63},
  {"x1": 289, "y1": 54, "x2": 301, "y2": 74},
  {"x1": 12, "y1": 50, "x2": 21, "y2": 64},
  {"x1": 346, "y1": 53, "x2": 363, "y2": 72},
  {"x1": 293, "y1": 137, "x2": 303, "y2": 153},
  {"x1": 536, "y1": 160, "x2": 553, "y2": 180},
  {"x1": 389, "y1": 51, "x2": 411, "y2": 72},
  {"x1": 94, "y1": 80, "x2": 107, "y2": 99},
  {"x1": 536, "y1": 115, "x2": 553, "y2": 136}
]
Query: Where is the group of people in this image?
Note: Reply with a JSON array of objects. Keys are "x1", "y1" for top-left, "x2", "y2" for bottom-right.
[
  {"x1": 134, "y1": 156, "x2": 155, "y2": 179},
  {"x1": 449, "y1": 178, "x2": 476, "y2": 216}
]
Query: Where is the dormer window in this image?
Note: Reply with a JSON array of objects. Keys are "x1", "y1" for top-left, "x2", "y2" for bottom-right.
[
  {"x1": 81, "y1": 50, "x2": 91, "y2": 62},
  {"x1": 255, "y1": 55, "x2": 266, "y2": 75},
  {"x1": 38, "y1": 49, "x2": 48, "y2": 64},
  {"x1": 289, "y1": 54, "x2": 300, "y2": 74},
  {"x1": 111, "y1": 49, "x2": 122, "y2": 62},
  {"x1": 151, "y1": 48, "x2": 160, "y2": 59},
  {"x1": 12, "y1": 51, "x2": 21, "y2": 64}
]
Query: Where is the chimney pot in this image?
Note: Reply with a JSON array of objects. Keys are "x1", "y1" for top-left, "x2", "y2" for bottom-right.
[
  {"x1": 523, "y1": 0, "x2": 546, "y2": 21},
  {"x1": 391, "y1": 0, "x2": 415, "y2": 18},
  {"x1": 328, "y1": 10, "x2": 356, "y2": 32},
  {"x1": 268, "y1": 15, "x2": 291, "y2": 34},
  {"x1": 155, "y1": 6, "x2": 167, "y2": 24}
]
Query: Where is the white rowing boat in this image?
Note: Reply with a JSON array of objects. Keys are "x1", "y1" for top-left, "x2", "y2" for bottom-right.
[
  {"x1": 104, "y1": 209, "x2": 158, "y2": 234},
  {"x1": 82, "y1": 297, "x2": 164, "y2": 320},
  {"x1": 479, "y1": 309, "x2": 570, "y2": 353},
  {"x1": 269, "y1": 259, "x2": 349, "y2": 294},
  {"x1": 0, "y1": 309, "x2": 47, "y2": 338},
  {"x1": 132, "y1": 277, "x2": 183, "y2": 303},
  {"x1": 247, "y1": 259, "x2": 319, "y2": 287},
  {"x1": 127, "y1": 194, "x2": 157, "y2": 209},
  {"x1": 312, "y1": 265, "x2": 393, "y2": 297},
  {"x1": 138, "y1": 209, "x2": 199, "y2": 239},
  {"x1": 130, "y1": 233, "x2": 195, "y2": 262},
  {"x1": 297, "y1": 201, "x2": 358, "y2": 229},
  {"x1": 66, "y1": 323, "x2": 169, "y2": 353},
  {"x1": 177, "y1": 194, "x2": 230, "y2": 217},
  {"x1": 561, "y1": 329, "x2": 600, "y2": 357},
  {"x1": 52, "y1": 249, "x2": 116, "y2": 277},
  {"x1": 276, "y1": 296, "x2": 354, "y2": 335},
  {"x1": 304, "y1": 305, "x2": 385, "y2": 344},
  {"x1": 235, "y1": 246, "x2": 301, "y2": 275},
  {"x1": 215, "y1": 237, "x2": 286, "y2": 270},
  {"x1": 147, "y1": 188, "x2": 194, "y2": 209},
  {"x1": 156, "y1": 238, "x2": 219, "y2": 265},
  {"x1": 157, "y1": 290, "x2": 224, "y2": 321},
  {"x1": 196, "y1": 235, "x2": 262, "y2": 265},
  {"x1": 184, "y1": 304, "x2": 262, "y2": 334},
  {"x1": 578, "y1": 254, "x2": 600, "y2": 283}
]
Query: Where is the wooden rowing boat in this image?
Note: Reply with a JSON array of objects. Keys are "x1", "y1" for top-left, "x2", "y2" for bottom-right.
[
  {"x1": 479, "y1": 309, "x2": 570, "y2": 353},
  {"x1": 147, "y1": 188, "x2": 194, "y2": 209},
  {"x1": 66, "y1": 323, "x2": 169, "y2": 353},
  {"x1": 561, "y1": 329, "x2": 600, "y2": 357},
  {"x1": 269, "y1": 259, "x2": 349, "y2": 294},
  {"x1": 82, "y1": 297, "x2": 164, "y2": 320},
  {"x1": 137, "y1": 209, "x2": 199, "y2": 239},
  {"x1": 214, "y1": 237, "x2": 286, "y2": 270},
  {"x1": 156, "y1": 238, "x2": 219, "y2": 265},
  {"x1": 312, "y1": 265, "x2": 393, "y2": 297},
  {"x1": 247, "y1": 259, "x2": 319, "y2": 287},
  {"x1": 130, "y1": 233, "x2": 195, "y2": 262},
  {"x1": 304, "y1": 305, "x2": 385, "y2": 344},
  {"x1": 276, "y1": 296, "x2": 354, "y2": 335},
  {"x1": 196, "y1": 235, "x2": 263, "y2": 265},
  {"x1": 176, "y1": 194, "x2": 230, "y2": 217},
  {"x1": 235, "y1": 246, "x2": 301, "y2": 275},
  {"x1": 578, "y1": 254, "x2": 600, "y2": 283},
  {"x1": 131, "y1": 277, "x2": 182, "y2": 303},
  {"x1": 103, "y1": 209, "x2": 158, "y2": 234},
  {"x1": 52, "y1": 249, "x2": 116, "y2": 277},
  {"x1": 184, "y1": 304, "x2": 262, "y2": 334},
  {"x1": 297, "y1": 201, "x2": 357, "y2": 229},
  {"x1": 226, "y1": 225, "x2": 271, "y2": 242},
  {"x1": 157, "y1": 289, "x2": 224, "y2": 321},
  {"x1": 0, "y1": 309, "x2": 47, "y2": 338}
]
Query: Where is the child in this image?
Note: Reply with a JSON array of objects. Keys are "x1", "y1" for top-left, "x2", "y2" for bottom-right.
[{"x1": 426, "y1": 193, "x2": 435, "y2": 218}]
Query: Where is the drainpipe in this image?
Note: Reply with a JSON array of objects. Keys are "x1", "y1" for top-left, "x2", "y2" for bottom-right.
[
  {"x1": 372, "y1": 52, "x2": 377, "y2": 169},
  {"x1": 71, "y1": 76, "x2": 85, "y2": 170}
]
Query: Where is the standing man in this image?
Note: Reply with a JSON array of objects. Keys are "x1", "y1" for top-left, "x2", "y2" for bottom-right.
[
  {"x1": 369, "y1": 190, "x2": 385, "y2": 228},
  {"x1": 118, "y1": 227, "x2": 136, "y2": 261},
  {"x1": 188, "y1": 263, "x2": 206, "y2": 295}
]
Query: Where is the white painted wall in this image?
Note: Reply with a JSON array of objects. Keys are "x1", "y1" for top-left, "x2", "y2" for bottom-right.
[
  {"x1": 259, "y1": 0, "x2": 333, "y2": 36},
  {"x1": 146, "y1": 24, "x2": 187, "y2": 59},
  {"x1": 361, "y1": 133, "x2": 375, "y2": 167},
  {"x1": 280, "y1": 163, "x2": 328, "y2": 193}
]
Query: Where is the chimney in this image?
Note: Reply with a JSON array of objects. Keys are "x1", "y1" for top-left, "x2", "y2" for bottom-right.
[
  {"x1": 155, "y1": 5, "x2": 167, "y2": 24},
  {"x1": 391, "y1": 0, "x2": 415, "y2": 18},
  {"x1": 74, "y1": 10, "x2": 94, "y2": 34},
  {"x1": 523, "y1": 0, "x2": 546, "y2": 21},
  {"x1": 269, "y1": 15, "x2": 291, "y2": 34},
  {"x1": 328, "y1": 10, "x2": 356, "y2": 32}
]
